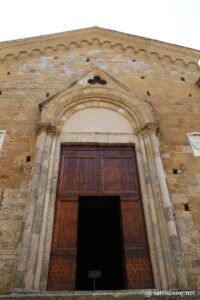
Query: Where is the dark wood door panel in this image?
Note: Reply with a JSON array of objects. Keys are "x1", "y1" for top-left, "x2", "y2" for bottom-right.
[
  {"x1": 59, "y1": 146, "x2": 140, "y2": 194},
  {"x1": 103, "y1": 158, "x2": 137, "y2": 191},
  {"x1": 121, "y1": 200, "x2": 146, "y2": 247},
  {"x1": 47, "y1": 145, "x2": 154, "y2": 290},
  {"x1": 59, "y1": 156, "x2": 95, "y2": 191},
  {"x1": 48, "y1": 256, "x2": 76, "y2": 291},
  {"x1": 48, "y1": 199, "x2": 78, "y2": 291},
  {"x1": 121, "y1": 198, "x2": 153, "y2": 288},
  {"x1": 56, "y1": 201, "x2": 78, "y2": 248},
  {"x1": 126, "y1": 256, "x2": 154, "y2": 288}
]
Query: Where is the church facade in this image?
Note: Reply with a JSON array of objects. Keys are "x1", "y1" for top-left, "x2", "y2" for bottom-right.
[{"x1": 0, "y1": 27, "x2": 200, "y2": 295}]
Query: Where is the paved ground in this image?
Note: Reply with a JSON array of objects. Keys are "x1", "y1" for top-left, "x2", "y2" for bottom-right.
[{"x1": 0, "y1": 290, "x2": 200, "y2": 300}]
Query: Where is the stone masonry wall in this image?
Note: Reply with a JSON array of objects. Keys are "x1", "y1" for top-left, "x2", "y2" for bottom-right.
[
  {"x1": 0, "y1": 188, "x2": 28, "y2": 293},
  {"x1": 0, "y1": 30, "x2": 199, "y2": 292}
]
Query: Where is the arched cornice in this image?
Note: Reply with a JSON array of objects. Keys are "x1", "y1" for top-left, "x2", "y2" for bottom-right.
[
  {"x1": 39, "y1": 67, "x2": 156, "y2": 130},
  {"x1": 0, "y1": 27, "x2": 199, "y2": 68}
]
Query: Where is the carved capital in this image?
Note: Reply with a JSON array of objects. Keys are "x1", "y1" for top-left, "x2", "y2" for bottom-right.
[
  {"x1": 36, "y1": 122, "x2": 59, "y2": 136},
  {"x1": 137, "y1": 123, "x2": 159, "y2": 137}
]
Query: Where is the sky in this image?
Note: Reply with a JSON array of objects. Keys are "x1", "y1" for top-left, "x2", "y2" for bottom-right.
[{"x1": 0, "y1": 0, "x2": 200, "y2": 50}]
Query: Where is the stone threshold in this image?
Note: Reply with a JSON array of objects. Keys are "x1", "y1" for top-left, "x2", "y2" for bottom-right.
[{"x1": 0, "y1": 290, "x2": 200, "y2": 300}]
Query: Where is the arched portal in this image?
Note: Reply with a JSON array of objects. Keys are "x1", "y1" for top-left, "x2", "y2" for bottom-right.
[
  {"x1": 11, "y1": 68, "x2": 188, "y2": 294},
  {"x1": 47, "y1": 107, "x2": 154, "y2": 290}
]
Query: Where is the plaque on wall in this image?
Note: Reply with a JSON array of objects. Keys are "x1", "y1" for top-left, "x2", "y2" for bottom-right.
[
  {"x1": 187, "y1": 132, "x2": 200, "y2": 156},
  {"x1": 0, "y1": 130, "x2": 6, "y2": 149}
]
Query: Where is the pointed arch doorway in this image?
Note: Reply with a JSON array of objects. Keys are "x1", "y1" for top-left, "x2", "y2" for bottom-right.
[{"x1": 47, "y1": 145, "x2": 154, "y2": 291}]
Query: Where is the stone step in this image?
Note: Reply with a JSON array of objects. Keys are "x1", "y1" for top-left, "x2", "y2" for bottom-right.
[{"x1": 0, "y1": 290, "x2": 200, "y2": 300}]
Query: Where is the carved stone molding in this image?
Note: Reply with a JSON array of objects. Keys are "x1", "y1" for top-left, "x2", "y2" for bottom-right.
[
  {"x1": 35, "y1": 122, "x2": 59, "y2": 136},
  {"x1": 137, "y1": 122, "x2": 159, "y2": 137}
]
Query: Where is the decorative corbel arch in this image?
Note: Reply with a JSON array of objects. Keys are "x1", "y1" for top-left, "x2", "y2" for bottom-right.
[{"x1": 11, "y1": 68, "x2": 188, "y2": 294}]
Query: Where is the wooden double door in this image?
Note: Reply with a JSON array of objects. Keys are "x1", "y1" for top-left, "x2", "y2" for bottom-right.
[{"x1": 47, "y1": 146, "x2": 154, "y2": 290}]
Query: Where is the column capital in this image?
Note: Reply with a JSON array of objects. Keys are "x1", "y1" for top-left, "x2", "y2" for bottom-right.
[
  {"x1": 36, "y1": 122, "x2": 59, "y2": 136},
  {"x1": 136, "y1": 122, "x2": 159, "y2": 137}
]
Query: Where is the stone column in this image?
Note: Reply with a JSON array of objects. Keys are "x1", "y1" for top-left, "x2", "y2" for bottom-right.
[
  {"x1": 137, "y1": 128, "x2": 168, "y2": 289},
  {"x1": 11, "y1": 123, "x2": 59, "y2": 292},
  {"x1": 39, "y1": 141, "x2": 61, "y2": 290},
  {"x1": 138, "y1": 123, "x2": 188, "y2": 289},
  {"x1": 34, "y1": 134, "x2": 57, "y2": 289},
  {"x1": 135, "y1": 139, "x2": 163, "y2": 290},
  {"x1": 150, "y1": 129, "x2": 188, "y2": 288}
]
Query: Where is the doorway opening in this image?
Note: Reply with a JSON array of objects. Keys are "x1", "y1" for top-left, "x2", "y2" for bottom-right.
[{"x1": 76, "y1": 196, "x2": 126, "y2": 291}]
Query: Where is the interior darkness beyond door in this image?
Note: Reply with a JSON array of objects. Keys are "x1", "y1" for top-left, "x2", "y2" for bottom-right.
[{"x1": 76, "y1": 196, "x2": 125, "y2": 290}]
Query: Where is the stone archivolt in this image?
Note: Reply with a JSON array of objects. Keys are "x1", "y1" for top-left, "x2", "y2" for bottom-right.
[{"x1": 39, "y1": 67, "x2": 155, "y2": 130}]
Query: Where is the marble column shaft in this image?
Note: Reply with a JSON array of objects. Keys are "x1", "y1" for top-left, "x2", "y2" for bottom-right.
[
  {"x1": 25, "y1": 133, "x2": 53, "y2": 289},
  {"x1": 140, "y1": 136, "x2": 168, "y2": 289},
  {"x1": 39, "y1": 142, "x2": 61, "y2": 290},
  {"x1": 136, "y1": 139, "x2": 162, "y2": 289},
  {"x1": 12, "y1": 130, "x2": 47, "y2": 291},
  {"x1": 150, "y1": 132, "x2": 188, "y2": 288},
  {"x1": 144, "y1": 134, "x2": 177, "y2": 288},
  {"x1": 34, "y1": 135, "x2": 57, "y2": 289}
]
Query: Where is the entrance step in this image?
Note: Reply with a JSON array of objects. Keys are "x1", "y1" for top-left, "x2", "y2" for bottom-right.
[{"x1": 0, "y1": 291, "x2": 199, "y2": 300}]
